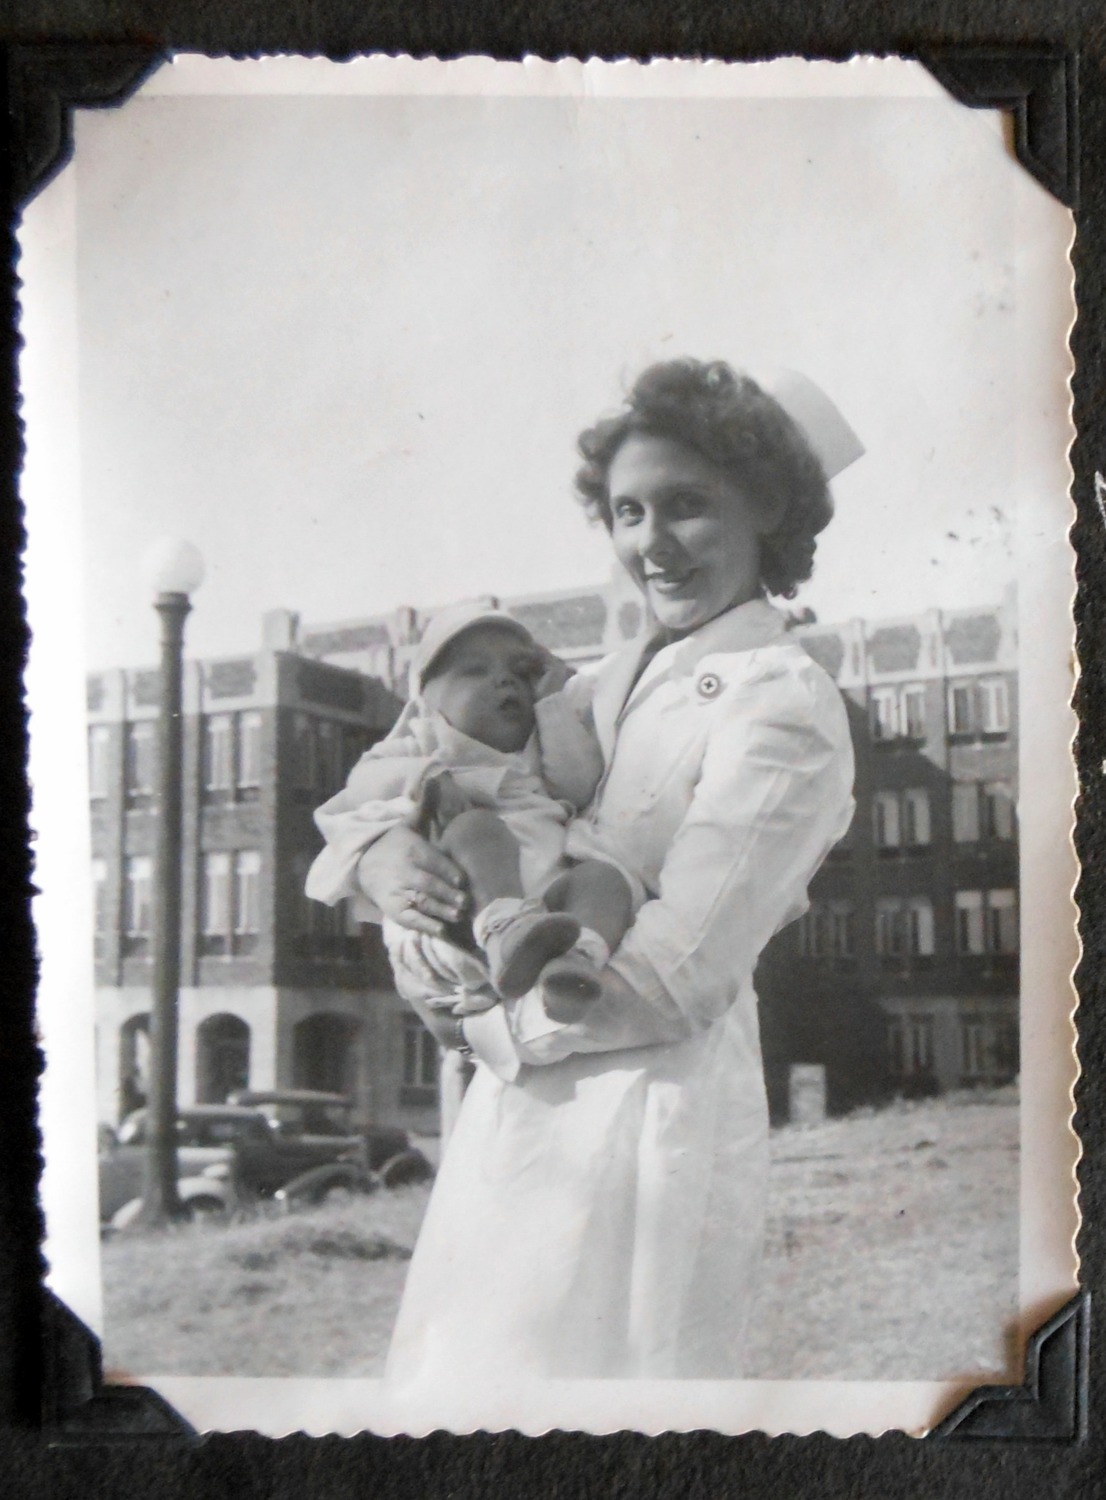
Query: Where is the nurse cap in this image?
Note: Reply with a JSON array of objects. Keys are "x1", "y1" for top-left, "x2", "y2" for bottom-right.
[
  {"x1": 758, "y1": 368, "x2": 865, "y2": 481},
  {"x1": 410, "y1": 601, "x2": 535, "y2": 695}
]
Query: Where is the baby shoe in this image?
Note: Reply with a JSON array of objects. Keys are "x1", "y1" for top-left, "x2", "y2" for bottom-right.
[
  {"x1": 539, "y1": 950, "x2": 603, "y2": 1006},
  {"x1": 538, "y1": 928, "x2": 611, "y2": 1017},
  {"x1": 478, "y1": 898, "x2": 581, "y2": 1000}
]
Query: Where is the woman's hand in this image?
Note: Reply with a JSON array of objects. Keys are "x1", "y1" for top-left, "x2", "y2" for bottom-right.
[
  {"x1": 533, "y1": 645, "x2": 575, "y2": 701},
  {"x1": 355, "y1": 824, "x2": 467, "y2": 937}
]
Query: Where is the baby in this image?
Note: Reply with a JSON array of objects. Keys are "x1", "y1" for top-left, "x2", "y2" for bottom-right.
[{"x1": 305, "y1": 603, "x2": 642, "y2": 1024}]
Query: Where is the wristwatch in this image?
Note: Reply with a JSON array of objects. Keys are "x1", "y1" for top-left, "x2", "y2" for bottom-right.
[{"x1": 452, "y1": 1016, "x2": 475, "y2": 1059}]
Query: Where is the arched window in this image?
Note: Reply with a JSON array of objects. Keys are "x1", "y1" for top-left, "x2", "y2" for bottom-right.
[
  {"x1": 196, "y1": 1013, "x2": 251, "y2": 1102},
  {"x1": 118, "y1": 1012, "x2": 150, "y2": 1121}
]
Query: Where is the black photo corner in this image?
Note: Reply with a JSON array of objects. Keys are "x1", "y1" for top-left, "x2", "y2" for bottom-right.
[{"x1": 0, "y1": 5, "x2": 1103, "y2": 1499}]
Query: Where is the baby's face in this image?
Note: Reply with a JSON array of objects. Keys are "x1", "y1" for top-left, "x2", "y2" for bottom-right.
[{"x1": 422, "y1": 625, "x2": 543, "y2": 753}]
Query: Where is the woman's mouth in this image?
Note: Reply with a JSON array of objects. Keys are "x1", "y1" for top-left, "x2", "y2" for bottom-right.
[{"x1": 643, "y1": 564, "x2": 696, "y2": 595}]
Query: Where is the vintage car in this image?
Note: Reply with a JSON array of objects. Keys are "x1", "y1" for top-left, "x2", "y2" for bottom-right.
[
  {"x1": 118, "y1": 1097, "x2": 431, "y2": 1200},
  {"x1": 228, "y1": 1090, "x2": 432, "y2": 1186},
  {"x1": 98, "y1": 1123, "x2": 236, "y2": 1227}
]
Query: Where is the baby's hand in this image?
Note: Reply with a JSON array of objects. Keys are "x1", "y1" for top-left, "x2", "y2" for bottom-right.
[
  {"x1": 425, "y1": 769, "x2": 470, "y2": 826},
  {"x1": 533, "y1": 646, "x2": 575, "y2": 701}
]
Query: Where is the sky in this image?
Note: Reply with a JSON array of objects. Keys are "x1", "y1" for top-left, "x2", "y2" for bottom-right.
[{"x1": 57, "y1": 59, "x2": 1066, "y2": 669}]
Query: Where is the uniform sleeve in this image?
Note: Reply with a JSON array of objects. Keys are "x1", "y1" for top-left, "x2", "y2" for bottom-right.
[
  {"x1": 303, "y1": 747, "x2": 427, "y2": 908},
  {"x1": 533, "y1": 684, "x2": 604, "y2": 811},
  {"x1": 509, "y1": 663, "x2": 856, "y2": 1062}
]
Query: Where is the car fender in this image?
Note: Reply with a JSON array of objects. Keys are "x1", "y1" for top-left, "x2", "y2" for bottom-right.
[
  {"x1": 378, "y1": 1149, "x2": 434, "y2": 1189},
  {"x1": 274, "y1": 1160, "x2": 376, "y2": 1209}
]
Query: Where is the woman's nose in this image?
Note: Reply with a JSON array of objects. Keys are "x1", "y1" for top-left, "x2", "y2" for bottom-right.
[{"x1": 639, "y1": 509, "x2": 677, "y2": 560}]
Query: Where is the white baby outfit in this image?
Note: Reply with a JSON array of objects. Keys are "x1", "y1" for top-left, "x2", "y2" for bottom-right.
[{"x1": 305, "y1": 686, "x2": 642, "y2": 1010}]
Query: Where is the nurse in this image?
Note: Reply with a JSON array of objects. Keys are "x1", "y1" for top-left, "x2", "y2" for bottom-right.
[{"x1": 358, "y1": 357, "x2": 863, "y2": 1384}]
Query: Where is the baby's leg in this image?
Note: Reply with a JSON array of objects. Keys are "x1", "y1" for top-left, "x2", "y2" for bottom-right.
[
  {"x1": 437, "y1": 807, "x2": 524, "y2": 910},
  {"x1": 438, "y1": 810, "x2": 579, "y2": 999},
  {"x1": 539, "y1": 861, "x2": 634, "y2": 1015},
  {"x1": 543, "y1": 860, "x2": 634, "y2": 953}
]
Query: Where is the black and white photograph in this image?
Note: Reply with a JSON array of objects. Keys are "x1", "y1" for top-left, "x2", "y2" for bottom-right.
[{"x1": 19, "y1": 53, "x2": 1078, "y2": 1437}]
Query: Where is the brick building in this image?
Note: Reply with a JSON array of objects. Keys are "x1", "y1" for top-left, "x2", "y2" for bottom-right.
[
  {"x1": 88, "y1": 580, "x2": 1019, "y2": 1132},
  {"x1": 87, "y1": 612, "x2": 414, "y2": 1129},
  {"x1": 758, "y1": 589, "x2": 1020, "y2": 1115}
]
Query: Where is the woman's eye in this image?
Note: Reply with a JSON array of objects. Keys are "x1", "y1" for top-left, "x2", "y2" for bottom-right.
[
  {"x1": 669, "y1": 490, "x2": 707, "y2": 517},
  {"x1": 612, "y1": 499, "x2": 642, "y2": 524}
]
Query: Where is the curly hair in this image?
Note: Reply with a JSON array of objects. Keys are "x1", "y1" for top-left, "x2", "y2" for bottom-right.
[{"x1": 574, "y1": 359, "x2": 833, "y2": 599}]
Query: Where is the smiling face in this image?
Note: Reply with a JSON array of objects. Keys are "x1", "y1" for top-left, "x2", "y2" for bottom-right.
[
  {"x1": 420, "y1": 624, "x2": 543, "y2": 753},
  {"x1": 607, "y1": 431, "x2": 765, "y2": 636}
]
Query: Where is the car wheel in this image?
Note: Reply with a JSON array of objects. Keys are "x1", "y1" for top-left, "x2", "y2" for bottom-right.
[
  {"x1": 183, "y1": 1194, "x2": 228, "y2": 1222},
  {"x1": 379, "y1": 1150, "x2": 434, "y2": 1188}
]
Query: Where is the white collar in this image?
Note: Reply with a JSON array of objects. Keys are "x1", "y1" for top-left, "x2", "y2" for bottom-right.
[{"x1": 591, "y1": 598, "x2": 787, "y2": 755}]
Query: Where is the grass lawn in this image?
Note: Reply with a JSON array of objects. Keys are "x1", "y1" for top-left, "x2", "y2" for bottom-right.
[
  {"x1": 745, "y1": 1087, "x2": 1019, "y2": 1381},
  {"x1": 101, "y1": 1088, "x2": 1019, "y2": 1382}
]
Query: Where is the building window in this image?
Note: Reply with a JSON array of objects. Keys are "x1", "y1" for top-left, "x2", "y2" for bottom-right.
[
  {"x1": 981, "y1": 781, "x2": 1016, "y2": 840},
  {"x1": 955, "y1": 890, "x2": 984, "y2": 954},
  {"x1": 888, "y1": 1012, "x2": 934, "y2": 1078},
  {"x1": 961, "y1": 1012, "x2": 1020, "y2": 1082},
  {"x1": 955, "y1": 781, "x2": 1016, "y2": 842},
  {"x1": 293, "y1": 713, "x2": 316, "y2": 796},
  {"x1": 900, "y1": 685, "x2": 927, "y2": 740},
  {"x1": 871, "y1": 685, "x2": 928, "y2": 745},
  {"x1": 88, "y1": 725, "x2": 111, "y2": 800},
  {"x1": 798, "y1": 901, "x2": 855, "y2": 958},
  {"x1": 201, "y1": 852, "x2": 232, "y2": 952},
  {"x1": 402, "y1": 1012, "x2": 440, "y2": 1102},
  {"x1": 985, "y1": 888, "x2": 1018, "y2": 953},
  {"x1": 316, "y1": 720, "x2": 343, "y2": 796},
  {"x1": 237, "y1": 711, "x2": 263, "y2": 795},
  {"x1": 202, "y1": 850, "x2": 262, "y2": 955},
  {"x1": 903, "y1": 788, "x2": 931, "y2": 847},
  {"x1": 873, "y1": 790, "x2": 901, "y2": 850},
  {"x1": 91, "y1": 858, "x2": 109, "y2": 953},
  {"x1": 947, "y1": 678, "x2": 1012, "y2": 739},
  {"x1": 952, "y1": 783, "x2": 981, "y2": 843},
  {"x1": 870, "y1": 687, "x2": 899, "y2": 742},
  {"x1": 123, "y1": 856, "x2": 152, "y2": 951},
  {"x1": 873, "y1": 789, "x2": 930, "y2": 852},
  {"x1": 948, "y1": 681, "x2": 975, "y2": 735},
  {"x1": 203, "y1": 715, "x2": 235, "y2": 797},
  {"x1": 875, "y1": 897, "x2": 935, "y2": 960},
  {"x1": 979, "y1": 677, "x2": 1010, "y2": 735},
  {"x1": 956, "y1": 889, "x2": 1018, "y2": 955},
  {"x1": 124, "y1": 722, "x2": 156, "y2": 803},
  {"x1": 234, "y1": 850, "x2": 262, "y2": 937}
]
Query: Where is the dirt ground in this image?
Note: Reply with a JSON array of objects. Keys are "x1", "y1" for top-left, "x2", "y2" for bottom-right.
[{"x1": 101, "y1": 1088, "x2": 1019, "y2": 1383}]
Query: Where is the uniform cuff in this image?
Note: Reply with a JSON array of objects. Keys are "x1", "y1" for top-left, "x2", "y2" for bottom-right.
[{"x1": 461, "y1": 1007, "x2": 521, "y2": 1083}]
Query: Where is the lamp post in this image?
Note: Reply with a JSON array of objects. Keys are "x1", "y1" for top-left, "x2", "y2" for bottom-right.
[{"x1": 138, "y1": 538, "x2": 204, "y2": 1226}]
